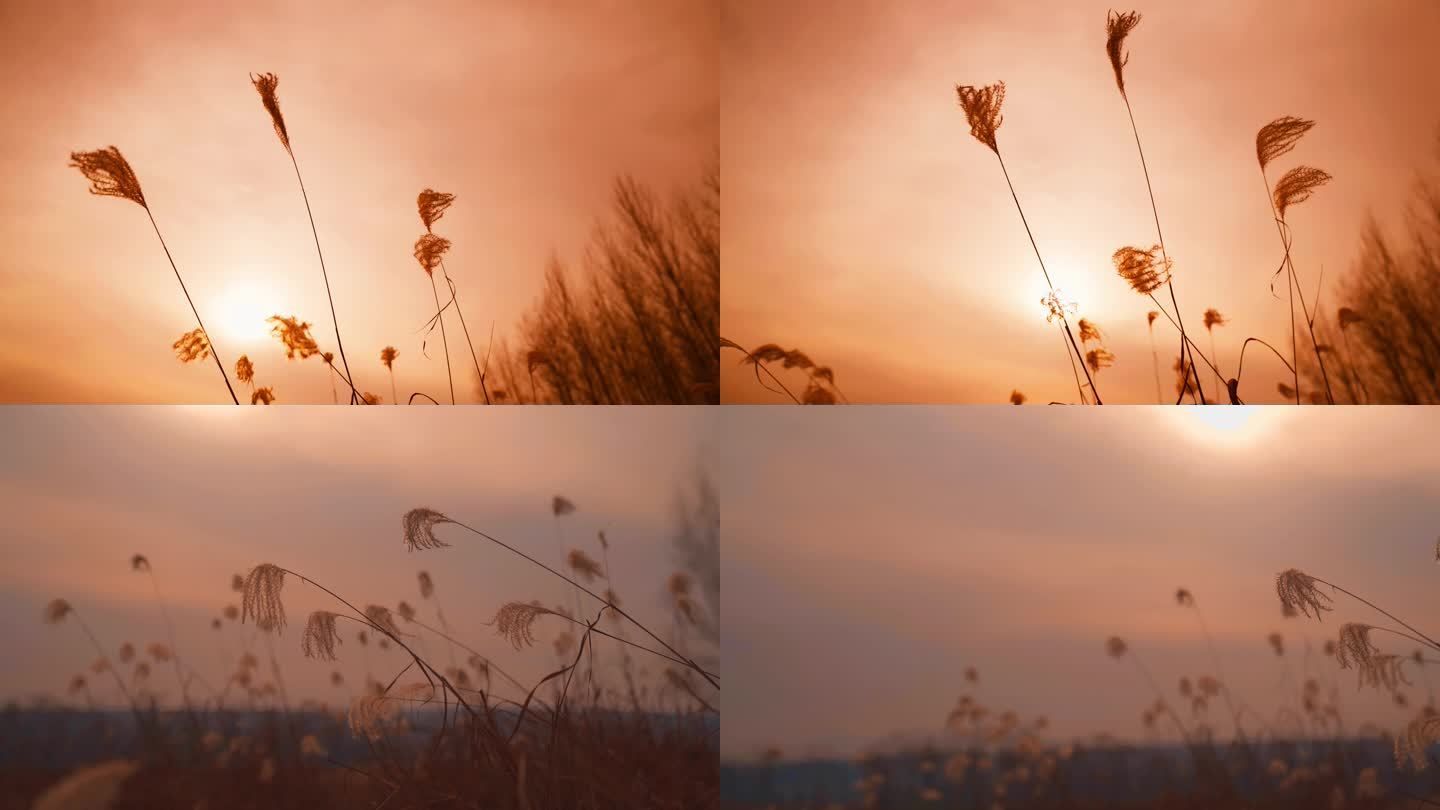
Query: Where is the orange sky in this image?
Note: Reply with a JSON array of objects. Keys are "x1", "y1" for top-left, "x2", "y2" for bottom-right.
[
  {"x1": 720, "y1": 407, "x2": 1440, "y2": 756},
  {"x1": 1, "y1": 407, "x2": 715, "y2": 706},
  {"x1": 0, "y1": 0, "x2": 716, "y2": 403},
  {"x1": 722, "y1": 0, "x2": 1440, "y2": 404}
]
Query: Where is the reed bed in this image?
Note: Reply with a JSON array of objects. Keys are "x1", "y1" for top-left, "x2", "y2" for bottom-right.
[
  {"x1": 17, "y1": 501, "x2": 718, "y2": 809},
  {"x1": 726, "y1": 544, "x2": 1440, "y2": 809}
]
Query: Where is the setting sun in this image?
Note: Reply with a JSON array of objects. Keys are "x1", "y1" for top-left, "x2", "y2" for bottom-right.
[{"x1": 210, "y1": 280, "x2": 281, "y2": 344}]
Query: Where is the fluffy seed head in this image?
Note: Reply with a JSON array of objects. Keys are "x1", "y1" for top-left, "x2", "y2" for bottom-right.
[
  {"x1": 250, "y1": 73, "x2": 290, "y2": 154},
  {"x1": 380, "y1": 346, "x2": 398, "y2": 370},
  {"x1": 240, "y1": 564, "x2": 287, "y2": 632},
  {"x1": 1267, "y1": 632, "x2": 1284, "y2": 656},
  {"x1": 417, "y1": 571, "x2": 435, "y2": 599},
  {"x1": 1077, "y1": 319, "x2": 1102, "y2": 344},
  {"x1": 396, "y1": 601, "x2": 415, "y2": 622},
  {"x1": 552, "y1": 496, "x2": 576, "y2": 517},
  {"x1": 1009, "y1": 390, "x2": 1026, "y2": 405},
  {"x1": 403, "y1": 508, "x2": 453, "y2": 551},
  {"x1": 1203, "y1": 308, "x2": 1227, "y2": 331},
  {"x1": 235, "y1": 355, "x2": 255, "y2": 384},
  {"x1": 173, "y1": 328, "x2": 212, "y2": 363},
  {"x1": 1175, "y1": 588, "x2": 1194, "y2": 607},
  {"x1": 146, "y1": 643, "x2": 173, "y2": 662},
  {"x1": 267, "y1": 315, "x2": 320, "y2": 360},
  {"x1": 1397, "y1": 714, "x2": 1440, "y2": 770},
  {"x1": 1105, "y1": 11, "x2": 1143, "y2": 96},
  {"x1": 567, "y1": 549, "x2": 604, "y2": 583},
  {"x1": 1147, "y1": 311, "x2": 1159, "y2": 327},
  {"x1": 69, "y1": 146, "x2": 147, "y2": 208},
  {"x1": 955, "y1": 82, "x2": 1006, "y2": 153},
  {"x1": 417, "y1": 189, "x2": 456, "y2": 232},
  {"x1": 1040, "y1": 291, "x2": 1077, "y2": 324},
  {"x1": 1273, "y1": 166, "x2": 1332, "y2": 220},
  {"x1": 493, "y1": 601, "x2": 557, "y2": 650},
  {"x1": 1105, "y1": 637, "x2": 1128, "y2": 659},
  {"x1": 302, "y1": 611, "x2": 342, "y2": 661},
  {"x1": 413, "y1": 233, "x2": 451, "y2": 275},
  {"x1": 130, "y1": 554, "x2": 150, "y2": 572},
  {"x1": 1275, "y1": 569, "x2": 1332, "y2": 620},
  {"x1": 1086, "y1": 348, "x2": 1116, "y2": 374},
  {"x1": 364, "y1": 605, "x2": 402, "y2": 637},
  {"x1": 1114, "y1": 245, "x2": 1171, "y2": 294},
  {"x1": 44, "y1": 598, "x2": 73, "y2": 624},
  {"x1": 251, "y1": 387, "x2": 276, "y2": 405},
  {"x1": 1256, "y1": 116, "x2": 1316, "y2": 171},
  {"x1": 118, "y1": 643, "x2": 135, "y2": 663}
]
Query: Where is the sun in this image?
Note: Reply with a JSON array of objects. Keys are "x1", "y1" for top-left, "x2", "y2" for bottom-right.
[
  {"x1": 1164, "y1": 406, "x2": 1291, "y2": 448},
  {"x1": 210, "y1": 281, "x2": 279, "y2": 345}
]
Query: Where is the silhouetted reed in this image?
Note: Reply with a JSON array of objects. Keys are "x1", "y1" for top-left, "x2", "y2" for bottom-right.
[{"x1": 68, "y1": 147, "x2": 239, "y2": 403}]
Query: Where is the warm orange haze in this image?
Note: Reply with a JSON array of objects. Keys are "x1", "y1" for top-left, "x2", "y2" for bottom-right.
[
  {"x1": 720, "y1": 406, "x2": 1440, "y2": 806},
  {"x1": 722, "y1": 0, "x2": 1440, "y2": 405},
  {"x1": 0, "y1": 408, "x2": 719, "y2": 806},
  {"x1": 0, "y1": 0, "x2": 718, "y2": 404}
]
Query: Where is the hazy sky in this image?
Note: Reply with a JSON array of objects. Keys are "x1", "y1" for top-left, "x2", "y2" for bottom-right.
[
  {"x1": 722, "y1": 0, "x2": 1440, "y2": 404},
  {"x1": 0, "y1": 407, "x2": 715, "y2": 708},
  {"x1": 0, "y1": 0, "x2": 716, "y2": 403},
  {"x1": 720, "y1": 407, "x2": 1440, "y2": 758}
]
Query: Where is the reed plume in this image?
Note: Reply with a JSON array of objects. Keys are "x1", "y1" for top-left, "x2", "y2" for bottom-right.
[
  {"x1": 1276, "y1": 569, "x2": 1333, "y2": 619},
  {"x1": 251, "y1": 387, "x2": 276, "y2": 405},
  {"x1": 402, "y1": 508, "x2": 454, "y2": 551},
  {"x1": 494, "y1": 601, "x2": 556, "y2": 650},
  {"x1": 414, "y1": 234, "x2": 456, "y2": 403},
  {"x1": 235, "y1": 355, "x2": 254, "y2": 386},
  {"x1": 301, "y1": 611, "x2": 341, "y2": 661},
  {"x1": 1114, "y1": 245, "x2": 1170, "y2": 295},
  {"x1": 1254, "y1": 116, "x2": 1335, "y2": 403},
  {"x1": 173, "y1": 328, "x2": 211, "y2": 363},
  {"x1": 240, "y1": 564, "x2": 287, "y2": 632},
  {"x1": 1101, "y1": 12, "x2": 1204, "y2": 402},
  {"x1": 69, "y1": 146, "x2": 238, "y2": 403},
  {"x1": 268, "y1": 315, "x2": 321, "y2": 360},
  {"x1": 251, "y1": 72, "x2": 357, "y2": 403},
  {"x1": 1203, "y1": 308, "x2": 1228, "y2": 401},
  {"x1": 380, "y1": 346, "x2": 398, "y2": 405},
  {"x1": 1086, "y1": 348, "x2": 1116, "y2": 374},
  {"x1": 956, "y1": 81, "x2": 1098, "y2": 402},
  {"x1": 1256, "y1": 116, "x2": 1316, "y2": 171},
  {"x1": 1077, "y1": 319, "x2": 1102, "y2": 345},
  {"x1": 416, "y1": 189, "x2": 491, "y2": 404},
  {"x1": 1009, "y1": 390, "x2": 1026, "y2": 405}
]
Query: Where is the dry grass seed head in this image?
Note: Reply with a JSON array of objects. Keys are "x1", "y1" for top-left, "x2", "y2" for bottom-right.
[
  {"x1": 396, "y1": 601, "x2": 415, "y2": 622},
  {"x1": 417, "y1": 571, "x2": 435, "y2": 599},
  {"x1": 240, "y1": 564, "x2": 287, "y2": 632},
  {"x1": 268, "y1": 315, "x2": 320, "y2": 360},
  {"x1": 551, "y1": 495, "x2": 576, "y2": 516},
  {"x1": 250, "y1": 73, "x2": 290, "y2": 154},
  {"x1": 146, "y1": 643, "x2": 172, "y2": 662},
  {"x1": 1276, "y1": 569, "x2": 1332, "y2": 619},
  {"x1": 413, "y1": 233, "x2": 451, "y2": 275},
  {"x1": 1041, "y1": 291, "x2": 1077, "y2": 324},
  {"x1": 1086, "y1": 348, "x2": 1116, "y2": 374},
  {"x1": 173, "y1": 328, "x2": 212, "y2": 363},
  {"x1": 403, "y1": 508, "x2": 453, "y2": 551},
  {"x1": 1147, "y1": 310, "x2": 1159, "y2": 327},
  {"x1": 130, "y1": 554, "x2": 149, "y2": 572},
  {"x1": 1009, "y1": 390, "x2": 1026, "y2": 405},
  {"x1": 1077, "y1": 319, "x2": 1102, "y2": 345},
  {"x1": 251, "y1": 387, "x2": 276, "y2": 405},
  {"x1": 1397, "y1": 714, "x2": 1440, "y2": 770},
  {"x1": 1338, "y1": 307, "x2": 1364, "y2": 329},
  {"x1": 1106, "y1": 637, "x2": 1127, "y2": 659},
  {"x1": 1114, "y1": 245, "x2": 1171, "y2": 294},
  {"x1": 955, "y1": 82, "x2": 1005, "y2": 153},
  {"x1": 802, "y1": 382, "x2": 837, "y2": 405},
  {"x1": 417, "y1": 189, "x2": 456, "y2": 232},
  {"x1": 69, "y1": 146, "x2": 147, "y2": 208},
  {"x1": 380, "y1": 346, "x2": 398, "y2": 369},
  {"x1": 1105, "y1": 11, "x2": 1142, "y2": 96},
  {"x1": 235, "y1": 355, "x2": 255, "y2": 384},
  {"x1": 1203, "y1": 308, "x2": 1227, "y2": 331},
  {"x1": 1256, "y1": 116, "x2": 1316, "y2": 171},
  {"x1": 44, "y1": 598, "x2": 73, "y2": 624},
  {"x1": 1273, "y1": 166, "x2": 1333, "y2": 220},
  {"x1": 302, "y1": 611, "x2": 341, "y2": 661},
  {"x1": 567, "y1": 549, "x2": 603, "y2": 583},
  {"x1": 364, "y1": 605, "x2": 402, "y2": 637},
  {"x1": 494, "y1": 601, "x2": 557, "y2": 650}
]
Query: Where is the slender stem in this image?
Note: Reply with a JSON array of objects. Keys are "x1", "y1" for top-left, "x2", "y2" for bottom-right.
[
  {"x1": 444, "y1": 518, "x2": 719, "y2": 690},
  {"x1": 1148, "y1": 324, "x2": 1163, "y2": 403},
  {"x1": 992, "y1": 150, "x2": 1100, "y2": 403},
  {"x1": 145, "y1": 209, "x2": 239, "y2": 404},
  {"x1": 288, "y1": 151, "x2": 356, "y2": 404},
  {"x1": 428, "y1": 274, "x2": 455, "y2": 404},
  {"x1": 1314, "y1": 576, "x2": 1440, "y2": 652},
  {"x1": 145, "y1": 570, "x2": 193, "y2": 716},
  {"x1": 1261, "y1": 168, "x2": 1337, "y2": 404},
  {"x1": 1121, "y1": 94, "x2": 1204, "y2": 404},
  {"x1": 388, "y1": 368, "x2": 397, "y2": 406},
  {"x1": 439, "y1": 263, "x2": 491, "y2": 404}
]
